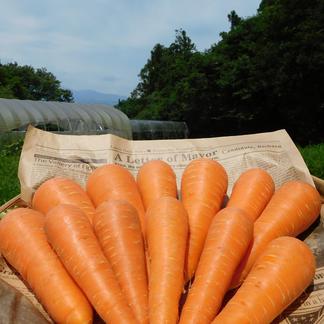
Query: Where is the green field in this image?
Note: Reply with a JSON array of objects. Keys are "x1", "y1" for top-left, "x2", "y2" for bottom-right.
[
  {"x1": 0, "y1": 154, "x2": 20, "y2": 205},
  {"x1": 0, "y1": 141, "x2": 323, "y2": 206},
  {"x1": 298, "y1": 143, "x2": 324, "y2": 180}
]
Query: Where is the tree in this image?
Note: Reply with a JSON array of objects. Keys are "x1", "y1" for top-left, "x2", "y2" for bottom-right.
[
  {"x1": 118, "y1": 30, "x2": 208, "y2": 135},
  {"x1": 210, "y1": 0, "x2": 324, "y2": 143},
  {"x1": 0, "y1": 62, "x2": 73, "y2": 102},
  {"x1": 227, "y1": 10, "x2": 242, "y2": 30},
  {"x1": 118, "y1": 0, "x2": 324, "y2": 144}
]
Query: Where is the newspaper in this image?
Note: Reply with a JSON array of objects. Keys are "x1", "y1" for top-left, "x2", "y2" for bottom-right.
[
  {"x1": 1, "y1": 125, "x2": 323, "y2": 323},
  {"x1": 18, "y1": 125, "x2": 313, "y2": 203}
]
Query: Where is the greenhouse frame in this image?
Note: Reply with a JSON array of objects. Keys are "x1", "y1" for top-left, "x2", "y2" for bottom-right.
[{"x1": 0, "y1": 98, "x2": 189, "y2": 141}]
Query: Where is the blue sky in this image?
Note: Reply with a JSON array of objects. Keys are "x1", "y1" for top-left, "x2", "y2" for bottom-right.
[{"x1": 0, "y1": 0, "x2": 261, "y2": 96}]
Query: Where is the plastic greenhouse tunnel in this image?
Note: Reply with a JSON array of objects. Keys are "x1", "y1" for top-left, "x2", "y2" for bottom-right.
[
  {"x1": 0, "y1": 98, "x2": 189, "y2": 143},
  {"x1": 130, "y1": 119, "x2": 189, "y2": 140}
]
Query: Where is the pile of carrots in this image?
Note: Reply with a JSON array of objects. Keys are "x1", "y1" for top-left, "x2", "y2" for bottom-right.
[{"x1": 0, "y1": 158, "x2": 321, "y2": 324}]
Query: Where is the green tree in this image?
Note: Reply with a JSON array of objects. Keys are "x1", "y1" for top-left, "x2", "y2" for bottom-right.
[
  {"x1": 0, "y1": 62, "x2": 73, "y2": 102},
  {"x1": 227, "y1": 10, "x2": 242, "y2": 30},
  {"x1": 118, "y1": 30, "x2": 211, "y2": 136},
  {"x1": 118, "y1": 0, "x2": 324, "y2": 144},
  {"x1": 210, "y1": 0, "x2": 324, "y2": 143}
]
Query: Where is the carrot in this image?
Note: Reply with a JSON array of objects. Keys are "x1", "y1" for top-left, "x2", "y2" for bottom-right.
[
  {"x1": 231, "y1": 180, "x2": 321, "y2": 288},
  {"x1": 212, "y1": 236, "x2": 315, "y2": 324},
  {"x1": 146, "y1": 196, "x2": 188, "y2": 324},
  {"x1": 44, "y1": 204, "x2": 137, "y2": 324},
  {"x1": 179, "y1": 207, "x2": 253, "y2": 324},
  {"x1": 137, "y1": 160, "x2": 177, "y2": 278},
  {"x1": 0, "y1": 208, "x2": 93, "y2": 324},
  {"x1": 86, "y1": 164, "x2": 146, "y2": 235},
  {"x1": 226, "y1": 168, "x2": 275, "y2": 222},
  {"x1": 32, "y1": 177, "x2": 95, "y2": 224},
  {"x1": 180, "y1": 158, "x2": 228, "y2": 281},
  {"x1": 93, "y1": 200, "x2": 149, "y2": 324},
  {"x1": 137, "y1": 160, "x2": 177, "y2": 210}
]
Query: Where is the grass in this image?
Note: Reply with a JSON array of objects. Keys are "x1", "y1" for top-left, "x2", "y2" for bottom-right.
[
  {"x1": 0, "y1": 154, "x2": 20, "y2": 205},
  {"x1": 0, "y1": 140, "x2": 323, "y2": 206},
  {"x1": 298, "y1": 143, "x2": 324, "y2": 180}
]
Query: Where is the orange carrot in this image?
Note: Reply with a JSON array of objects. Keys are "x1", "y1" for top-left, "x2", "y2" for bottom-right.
[
  {"x1": 231, "y1": 180, "x2": 321, "y2": 288},
  {"x1": 86, "y1": 164, "x2": 146, "y2": 235},
  {"x1": 179, "y1": 207, "x2": 253, "y2": 324},
  {"x1": 45, "y1": 204, "x2": 137, "y2": 324},
  {"x1": 146, "y1": 197, "x2": 188, "y2": 324},
  {"x1": 180, "y1": 158, "x2": 228, "y2": 281},
  {"x1": 136, "y1": 160, "x2": 177, "y2": 278},
  {"x1": 226, "y1": 168, "x2": 275, "y2": 222},
  {"x1": 212, "y1": 236, "x2": 315, "y2": 324},
  {"x1": 93, "y1": 200, "x2": 149, "y2": 324},
  {"x1": 32, "y1": 177, "x2": 95, "y2": 224},
  {"x1": 137, "y1": 160, "x2": 177, "y2": 210},
  {"x1": 0, "y1": 208, "x2": 93, "y2": 324}
]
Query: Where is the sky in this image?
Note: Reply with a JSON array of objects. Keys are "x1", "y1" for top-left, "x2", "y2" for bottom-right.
[{"x1": 0, "y1": 0, "x2": 261, "y2": 97}]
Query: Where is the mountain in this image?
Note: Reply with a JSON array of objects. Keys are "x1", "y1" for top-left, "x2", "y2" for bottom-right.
[{"x1": 73, "y1": 89, "x2": 127, "y2": 106}]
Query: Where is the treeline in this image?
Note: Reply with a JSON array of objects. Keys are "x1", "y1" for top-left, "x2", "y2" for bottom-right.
[
  {"x1": 0, "y1": 62, "x2": 73, "y2": 102},
  {"x1": 118, "y1": 0, "x2": 324, "y2": 144}
]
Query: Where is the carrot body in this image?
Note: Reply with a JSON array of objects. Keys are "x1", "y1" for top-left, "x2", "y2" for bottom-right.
[
  {"x1": 181, "y1": 158, "x2": 228, "y2": 281},
  {"x1": 212, "y1": 236, "x2": 315, "y2": 324},
  {"x1": 45, "y1": 204, "x2": 137, "y2": 324},
  {"x1": 146, "y1": 197, "x2": 188, "y2": 324},
  {"x1": 226, "y1": 168, "x2": 275, "y2": 222},
  {"x1": 179, "y1": 207, "x2": 253, "y2": 324},
  {"x1": 93, "y1": 200, "x2": 149, "y2": 324},
  {"x1": 86, "y1": 164, "x2": 146, "y2": 235},
  {"x1": 137, "y1": 160, "x2": 177, "y2": 210},
  {"x1": 231, "y1": 180, "x2": 321, "y2": 288},
  {"x1": 0, "y1": 208, "x2": 93, "y2": 324},
  {"x1": 32, "y1": 177, "x2": 95, "y2": 224}
]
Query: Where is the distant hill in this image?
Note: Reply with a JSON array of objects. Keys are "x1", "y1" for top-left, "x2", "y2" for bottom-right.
[{"x1": 73, "y1": 89, "x2": 127, "y2": 106}]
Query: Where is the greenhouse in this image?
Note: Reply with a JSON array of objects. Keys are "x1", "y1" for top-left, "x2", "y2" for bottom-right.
[
  {"x1": 131, "y1": 119, "x2": 189, "y2": 140},
  {"x1": 0, "y1": 98, "x2": 188, "y2": 141}
]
